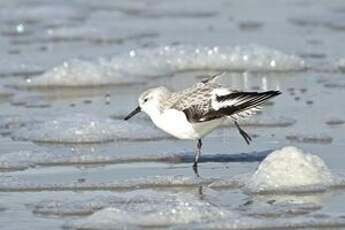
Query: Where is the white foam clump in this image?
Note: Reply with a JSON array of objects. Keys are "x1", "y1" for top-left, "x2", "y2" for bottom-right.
[
  {"x1": 245, "y1": 146, "x2": 334, "y2": 193},
  {"x1": 11, "y1": 114, "x2": 167, "y2": 144},
  {"x1": 24, "y1": 45, "x2": 305, "y2": 87},
  {"x1": 150, "y1": 45, "x2": 305, "y2": 72},
  {"x1": 25, "y1": 59, "x2": 143, "y2": 87},
  {"x1": 66, "y1": 193, "x2": 230, "y2": 229}
]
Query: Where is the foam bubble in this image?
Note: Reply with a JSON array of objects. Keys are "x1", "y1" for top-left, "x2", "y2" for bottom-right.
[
  {"x1": 22, "y1": 45, "x2": 305, "y2": 88},
  {"x1": 245, "y1": 146, "x2": 334, "y2": 193},
  {"x1": 11, "y1": 114, "x2": 168, "y2": 144}
]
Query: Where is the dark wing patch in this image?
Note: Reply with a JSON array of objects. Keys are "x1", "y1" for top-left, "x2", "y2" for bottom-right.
[
  {"x1": 183, "y1": 103, "x2": 222, "y2": 123},
  {"x1": 183, "y1": 90, "x2": 281, "y2": 123},
  {"x1": 216, "y1": 91, "x2": 281, "y2": 113}
]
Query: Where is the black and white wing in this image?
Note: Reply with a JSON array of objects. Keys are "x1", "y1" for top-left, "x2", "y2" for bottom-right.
[
  {"x1": 210, "y1": 90, "x2": 281, "y2": 120},
  {"x1": 170, "y1": 84, "x2": 281, "y2": 123}
]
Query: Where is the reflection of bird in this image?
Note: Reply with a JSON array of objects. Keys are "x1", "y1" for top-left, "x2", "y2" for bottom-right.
[{"x1": 124, "y1": 73, "x2": 281, "y2": 175}]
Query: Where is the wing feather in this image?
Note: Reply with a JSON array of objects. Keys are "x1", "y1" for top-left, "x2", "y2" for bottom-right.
[{"x1": 165, "y1": 79, "x2": 281, "y2": 123}]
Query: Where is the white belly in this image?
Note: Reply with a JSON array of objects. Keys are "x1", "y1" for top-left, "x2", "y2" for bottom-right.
[{"x1": 152, "y1": 109, "x2": 224, "y2": 140}]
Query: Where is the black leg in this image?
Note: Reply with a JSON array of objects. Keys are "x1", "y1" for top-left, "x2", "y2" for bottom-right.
[
  {"x1": 234, "y1": 121, "x2": 252, "y2": 145},
  {"x1": 193, "y1": 165, "x2": 199, "y2": 177},
  {"x1": 192, "y1": 139, "x2": 202, "y2": 177}
]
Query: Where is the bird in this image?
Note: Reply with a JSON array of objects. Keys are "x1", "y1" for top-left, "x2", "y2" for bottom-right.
[{"x1": 124, "y1": 73, "x2": 281, "y2": 176}]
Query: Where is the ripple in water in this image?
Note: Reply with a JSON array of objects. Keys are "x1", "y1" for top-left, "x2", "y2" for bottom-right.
[
  {"x1": 286, "y1": 134, "x2": 333, "y2": 144},
  {"x1": 0, "y1": 146, "x2": 341, "y2": 195},
  {"x1": 0, "y1": 150, "x2": 269, "y2": 171}
]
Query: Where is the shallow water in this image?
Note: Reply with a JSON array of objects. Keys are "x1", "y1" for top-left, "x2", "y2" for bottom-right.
[{"x1": 1, "y1": 0, "x2": 345, "y2": 229}]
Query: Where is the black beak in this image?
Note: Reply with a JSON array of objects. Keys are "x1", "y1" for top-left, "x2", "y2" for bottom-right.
[{"x1": 124, "y1": 106, "x2": 141, "y2": 120}]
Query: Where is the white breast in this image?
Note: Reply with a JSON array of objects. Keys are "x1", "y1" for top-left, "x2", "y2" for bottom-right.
[{"x1": 151, "y1": 109, "x2": 224, "y2": 140}]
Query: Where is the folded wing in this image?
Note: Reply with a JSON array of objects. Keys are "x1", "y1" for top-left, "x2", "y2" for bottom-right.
[{"x1": 180, "y1": 89, "x2": 281, "y2": 123}]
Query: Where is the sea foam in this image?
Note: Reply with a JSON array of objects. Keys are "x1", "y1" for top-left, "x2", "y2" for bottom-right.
[
  {"x1": 245, "y1": 146, "x2": 334, "y2": 193},
  {"x1": 22, "y1": 45, "x2": 306, "y2": 87},
  {"x1": 65, "y1": 193, "x2": 231, "y2": 229}
]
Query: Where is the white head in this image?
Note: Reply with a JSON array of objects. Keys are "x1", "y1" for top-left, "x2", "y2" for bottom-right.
[{"x1": 124, "y1": 87, "x2": 170, "y2": 120}]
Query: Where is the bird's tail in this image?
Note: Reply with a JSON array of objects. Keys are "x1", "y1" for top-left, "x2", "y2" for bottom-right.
[{"x1": 215, "y1": 90, "x2": 281, "y2": 119}]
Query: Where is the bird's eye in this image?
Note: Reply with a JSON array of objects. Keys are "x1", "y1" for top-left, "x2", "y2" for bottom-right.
[{"x1": 144, "y1": 98, "x2": 148, "y2": 103}]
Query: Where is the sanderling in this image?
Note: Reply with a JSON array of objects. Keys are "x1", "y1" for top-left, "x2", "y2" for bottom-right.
[{"x1": 124, "y1": 73, "x2": 281, "y2": 175}]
